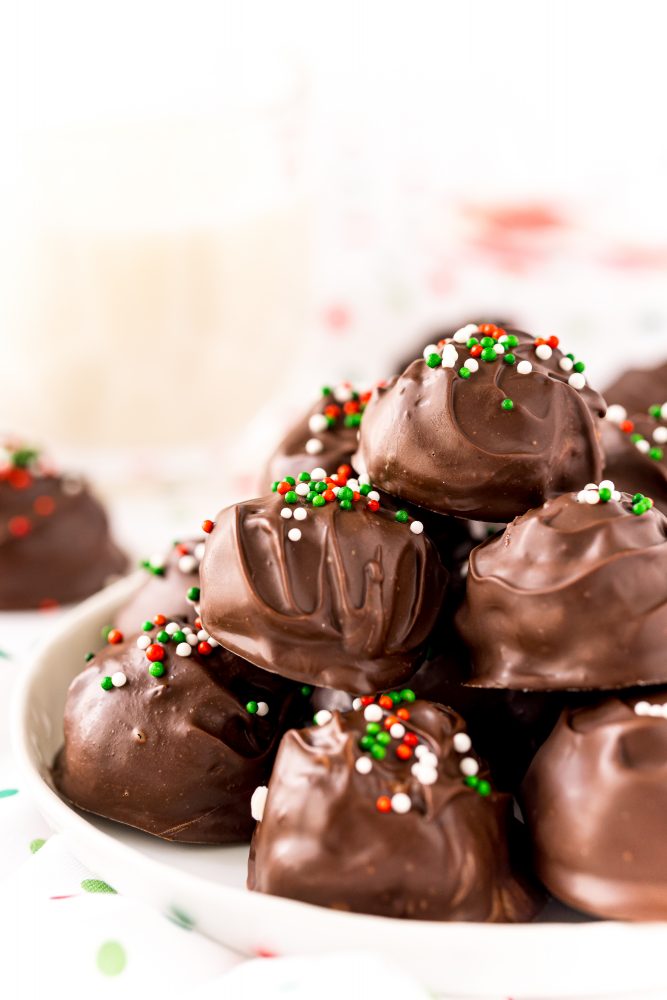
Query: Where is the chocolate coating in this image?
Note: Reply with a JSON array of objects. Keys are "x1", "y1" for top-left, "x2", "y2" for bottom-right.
[
  {"x1": 0, "y1": 444, "x2": 126, "y2": 609},
  {"x1": 358, "y1": 327, "x2": 605, "y2": 521},
  {"x1": 200, "y1": 492, "x2": 447, "y2": 694},
  {"x1": 53, "y1": 625, "x2": 298, "y2": 843},
  {"x1": 264, "y1": 383, "x2": 371, "y2": 488},
  {"x1": 603, "y1": 406, "x2": 667, "y2": 516},
  {"x1": 457, "y1": 490, "x2": 667, "y2": 690},
  {"x1": 115, "y1": 538, "x2": 203, "y2": 634},
  {"x1": 522, "y1": 692, "x2": 667, "y2": 920},
  {"x1": 248, "y1": 700, "x2": 542, "y2": 921},
  {"x1": 603, "y1": 360, "x2": 667, "y2": 416}
]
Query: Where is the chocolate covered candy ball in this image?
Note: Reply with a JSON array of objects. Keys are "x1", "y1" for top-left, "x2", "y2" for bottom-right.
[
  {"x1": 0, "y1": 441, "x2": 126, "y2": 609},
  {"x1": 248, "y1": 697, "x2": 542, "y2": 921},
  {"x1": 457, "y1": 486, "x2": 667, "y2": 690},
  {"x1": 358, "y1": 325, "x2": 605, "y2": 521},
  {"x1": 114, "y1": 538, "x2": 203, "y2": 634},
  {"x1": 523, "y1": 693, "x2": 667, "y2": 920},
  {"x1": 603, "y1": 359, "x2": 667, "y2": 417},
  {"x1": 603, "y1": 403, "x2": 667, "y2": 515},
  {"x1": 200, "y1": 483, "x2": 447, "y2": 694},
  {"x1": 53, "y1": 619, "x2": 298, "y2": 843},
  {"x1": 264, "y1": 382, "x2": 373, "y2": 489}
]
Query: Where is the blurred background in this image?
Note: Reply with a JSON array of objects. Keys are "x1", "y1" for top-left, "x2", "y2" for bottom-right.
[{"x1": 1, "y1": 0, "x2": 667, "y2": 550}]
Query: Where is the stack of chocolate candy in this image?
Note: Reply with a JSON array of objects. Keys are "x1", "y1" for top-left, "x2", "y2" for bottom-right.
[{"x1": 55, "y1": 324, "x2": 667, "y2": 923}]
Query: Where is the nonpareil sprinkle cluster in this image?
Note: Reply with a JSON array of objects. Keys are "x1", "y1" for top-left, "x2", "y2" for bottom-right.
[
  {"x1": 303, "y1": 383, "x2": 375, "y2": 457},
  {"x1": 605, "y1": 402, "x2": 667, "y2": 462},
  {"x1": 576, "y1": 480, "x2": 653, "y2": 515}
]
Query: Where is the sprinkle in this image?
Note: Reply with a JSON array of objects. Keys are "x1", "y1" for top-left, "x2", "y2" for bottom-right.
[
  {"x1": 280, "y1": 508, "x2": 293, "y2": 519},
  {"x1": 465, "y1": 358, "x2": 479, "y2": 373},
  {"x1": 364, "y1": 704, "x2": 383, "y2": 723},
  {"x1": 355, "y1": 756, "x2": 373, "y2": 774},
  {"x1": 100, "y1": 676, "x2": 113, "y2": 691},
  {"x1": 410, "y1": 520, "x2": 424, "y2": 534},
  {"x1": 460, "y1": 756, "x2": 479, "y2": 777},
  {"x1": 459, "y1": 367, "x2": 471, "y2": 379},
  {"x1": 148, "y1": 662, "x2": 165, "y2": 678},
  {"x1": 568, "y1": 372, "x2": 586, "y2": 390},
  {"x1": 517, "y1": 360, "x2": 532, "y2": 375},
  {"x1": 85, "y1": 652, "x2": 94, "y2": 662},
  {"x1": 367, "y1": 490, "x2": 380, "y2": 502},
  {"x1": 453, "y1": 732, "x2": 472, "y2": 753},
  {"x1": 501, "y1": 399, "x2": 514, "y2": 411},
  {"x1": 165, "y1": 622, "x2": 180, "y2": 635},
  {"x1": 251, "y1": 786, "x2": 268, "y2": 822},
  {"x1": 309, "y1": 414, "x2": 329, "y2": 434},
  {"x1": 256, "y1": 702, "x2": 269, "y2": 717},
  {"x1": 453, "y1": 324, "x2": 478, "y2": 343},
  {"x1": 425, "y1": 352, "x2": 441, "y2": 368},
  {"x1": 311, "y1": 467, "x2": 327, "y2": 479},
  {"x1": 314, "y1": 709, "x2": 332, "y2": 726},
  {"x1": 412, "y1": 763, "x2": 438, "y2": 785},
  {"x1": 293, "y1": 507, "x2": 307, "y2": 521},
  {"x1": 535, "y1": 344, "x2": 552, "y2": 360},
  {"x1": 389, "y1": 722, "x2": 406, "y2": 739},
  {"x1": 606, "y1": 404, "x2": 627, "y2": 424},
  {"x1": 136, "y1": 635, "x2": 151, "y2": 650},
  {"x1": 634, "y1": 701, "x2": 651, "y2": 716},
  {"x1": 599, "y1": 479, "x2": 615, "y2": 492},
  {"x1": 376, "y1": 795, "x2": 392, "y2": 813},
  {"x1": 295, "y1": 482, "x2": 310, "y2": 497},
  {"x1": 178, "y1": 554, "x2": 197, "y2": 574},
  {"x1": 305, "y1": 438, "x2": 323, "y2": 455},
  {"x1": 197, "y1": 641, "x2": 212, "y2": 655},
  {"x1": 391, "y1": 793, "x2": 412, "y2": 814},
  {"x1": 440, "y1": 344, "x2": 458, "y2": 368},
  {"x1": 145, "y1": 644, "x2": 165, "y2": 662},
  {"x1": 287, "y1": 528, "x2": 302, "y2": 542},
  {"x1": 176, "y1": 642, "x2": 192, "y2": 656},
  {"x1": 636, "y1": 439, "x2": 650, "y2": 454},
  {"x1": 352, "y1": 698, "x2": 362, "y2": 710},
  {"x1": 395, "y1": 510, "x2": 409, "y2": 523},
  {"x1": 653, "y1": 427, "x2": 667, "y2": 444},
  {"x1": 187, "y1": 586, "x2": 200, "y2": 603},
  {"x1": 111, "y1": 672, "x2": 127, "y2": 688},
  {"x1": 422, "y1": 343, "x2": 439, "y2": 359},
  {"x1": 186, "y1": 633, "x2": 198, "y2": 645},
  {"x1": 202, "y1": 519, "x2": 215, "y2": 534},
  {"x1": 584, "y1": 489, "x2": 600, "y2": 505}
]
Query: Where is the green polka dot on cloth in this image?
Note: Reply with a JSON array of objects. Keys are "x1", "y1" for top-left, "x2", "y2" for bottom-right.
[
  {"x1": 0, "y1": 788, "x2": 18, "y2": 798},
  {"x1": 81, "y1": 878, "x2": 117, "y2": 894},
  {"x1": 29, "y1": 838, "x2": 46, "y2": 853},
  {"x1": 96, "y1": 940, "x2": 126, "y2": 977},
  {"x1": 166, "y1": 905, "x2": 195, "y2": 931}
]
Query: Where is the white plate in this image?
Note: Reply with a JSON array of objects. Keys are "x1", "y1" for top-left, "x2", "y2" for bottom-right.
[{"x1": 11, "y1": 576, "x2": 667, "y2": 999}]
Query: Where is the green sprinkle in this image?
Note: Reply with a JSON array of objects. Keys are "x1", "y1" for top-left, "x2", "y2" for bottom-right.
[
  {"x1": 480, "y1": 336, "x2": 495, "y2": 348},
  {"x1": 321, "y1": 385, "x2": 332, "y2": 396},
  {"x1": 156, "y1": 630, "x2": 170, "y2": 644},
  {"x1": 573, "y1": 361, "x2": 586, "y2": 374},
  {"x1": 85, "y1": 652, "x2": 95, "y2": 663},
  {"x1": 566, "y1": 352, "x2": 575, "y2": 361},
  {"x1": 314, "y1": 481, "x2": 327, "y2": 493},
  {"x1": 338, "y1": 486, "x2": 354, "y2": 501},
  {"x1": 395, "y1": 510, "x2": 409, "y2": 523},
  {"x1": 481, "y1": 347, "x2": 497, "y2": 362},
  {"x1": 246, "y1": 700, "x2": 258, "y2": 714},
  {"x1": 312, "y1": 495, "x2": 326, "y2": 508},
  {"x1": 298, "y1": 471, "x2": 311, "y2": 482},
  {"x1": 12, "y1": 447, "x2": 39, "y2": 468},
  {"x1": 370, "y1": 744, "x2": 386, "y2": 760},
  {"x1": 649, "y1": 447, "x2": 664, "y2": 461},
  {"x1": 400, "y1": 689, "x2": 416, "y2": 703},
  {"x1": 459, "y1": 367, "x2": 471, "y2": 379},
  {"x1": 425, "y1": 352, "x2": 441, "y2": 368},
  {"x1": 466, "y1": 337, "x2": 479, "y2": 348},
  {"x1": 359, "y1": 483, "x2": 371, "y2": 496},
  {"x1": 631, "y1": 433, "x2": 643, "y2": 443},
  {"x1": 649, "y1": 405, "x2": 662, "y2": 419},
  {"x1": 284, "y1": 476, "x2": 296, "y2": 486},
  {"x1": 100, "y1": 676, "x2": 113, "y2": 691},
  {"x1": 284, "y1": 490, "x2": 298, "y2": 504},
  {"x1": 171, "y1": 630, "x2": 186, "y2": 644},
  {"x1": 339, "y1": 499, "x2": 352, "y2": 510},
  {"x1": 271, "y1": 481, "x2": 279, "y2": 492},
  {"x1": 598, "y1": 487, "x2": 612, "y2": 502},
  {"x1": 501, "y1": 399, "x2": 514, "y2": 411},
  {"x1": 477, "y1": 779, "x2": 492, "y2": 797},
  {"x1": 359, "y1": 735, "x2": 374, "y2": 751},
  {"x1": 300, "y1": 685, "x2": 313, "y2": 697},
  {"x1": 101, "y1": 625, "x2": 112, "y2": 641},
  {"x1": 376, "y1": 731, "x2": 391, "y2": 746},
  {"x1": 366, "y1": 722, "x2": 381, "y2": 736},
  {"x1": 633, "y1": 493, "x2": 645, "y2": 503},
  {"x1": 505, "y1": 334, "x2": 519, "y2": 347},
  {"x1": 344, "y1": 413, "x2": 362, "y2": 428},
  {"x1": 465, "y1": 775, "x2": 480, "y2": 789},
  {"x1": 389, "y1": 691, "x2": 402, "y2": 704},
  {"x1": 503, "y1": 353, "x2": 516, "y2": 365},
  {"x1": 148, "y1": 663, "x2": 165, "y2": 678},
  {"x1": 142, "y1": 620, "x2": 154, "y2": 632},
  {"x1": 187, "y1": 586, "x2": 200, "y2": 602},
  {"x1": 306, "y1": 490, "x2": 317, "y2": 503}
]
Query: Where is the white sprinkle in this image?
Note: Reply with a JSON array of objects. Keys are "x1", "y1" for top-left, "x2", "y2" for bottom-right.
[
  {"x1": 178, "y1": 554, "x2": 197, "y2": 574},
  {"x1": 61, "y1": 474, "x2": 83, "y2": 495},
  {"x1": 636, "y1": 439, "x2": 650, "y2": 454},
  {"x1": 311, "y1": 467, "x2": 327, "y2": 480},
  {"x1": 251, "y1": 785, "x2": 268, "y2": 822},
  {"x1": 358, "y1": 473, "x2": 370, "y2": 486},
  {"x1": 389, "y1": 723, "x2": 405, "y2": 740},
  {"x1": 612, "y1": 490, "x2": 622, "y2": 501},
  {"x1": 334, "y1": 384, "x2": 353, "y2": 403},
  {"x1": 194, "y1": 542, "x2": 206, "y2": 561},
  {"x1": 314, "y1": 709, "x2": 332, "y2": 726},
  {"x1": 584, "y1": 490, "x2": 600, "y2": 505},
  {"x1": 166, "y1": 622, "x2": 180, "y2": 635},
  {"x1": 355, "y1": 756, "x2": 372, "y2": 774},
  {"x1": 182, "y1": 626, "x2": 192, "y2": 634},
  {"x1": 453, "y1": 324, "x2": 478, "y2": 343},
  {"x1": 411, "y1": 763, "x2": 438, "y2": 785},
  {"x1": 494, "y1": 342, "x2": 505, "y2": 354},
  {"x1": 634, "y1": 701, "x2": 651, "y2": 716},
  {"x1": 287, "y1": 527, "x2": 302, "y2": 542},
  {"x1": 599, "y1": 480, "x2": 615, "y2": 492},
  {"x1": 176, "y1": 642, "x2": 192, "y2": 657},
  {"x1": 197, "y1": 629, "x2": 210, "y2": 642},
  {"x1": 569, "y1": 372, "x2": 586, "y2": 390},
  {"x1": 364, "y1": 704, "x2": 383, "y2": 723},
  {"x1": 606, "y1": 404, "x2": 627, "y2": 424},
  {"x1": 410, "y1": 520, "x2": 424, "y2": 535},
  {"x1": 352, "y1": 697, "x2": 362, "y2": 710},
  {"x1": 414, "y1": 745, "x2": 429, "y2": 760},
  {"x1": 535, "y1": 344, "x2": 552, "y2": 360},
  {"x1": 367, "y1": 490, "x2": 380, "y2": 502},
  {"x1": 559, "y1": 356, "x2": 574, "y2": 373},
  {"x1": 332, "y1": 486, "x2": 340, "y2": 496},
  {"x1": 346, "y1": 478, "x2": 360, "y2": 492},
  {"x1": 653, "y1": 427, "x2": 667, "y2": 444},
  {"x1": 186, "y1": 633, "x2": 198, "y2": 645},
  {"x1": 208, "y1": 637, "x2": 219, "y2": 648},
  {"x1": 453, "y1": 732, "x2": 472, "y2": 753},
  {"x1": 517, "y1": 360, "x2": 533, "y2": 375},
  {"x1": 585, "y1": 483, "x2": 598, "y2": 491},
  {"x1": 417, "y1": 750, "x2": 438, "y2": 769},
  {"x1": 649, "y1": 704, "x2": 664, "y2": 718},
  {"x1": 441, "y1": 344, "x2": 458, "y2": 368},
  {"x1": 423, "y1": 343, "x2": 440, "y2": 359},
  {"x1": 465, "y1": 358, "x2": 479, "y2": 374},
  {"x1": 305, "y1": 437, "x2": 323, "y2": 455},
  {"x1": 293, "y1": 507, "x2": 307, "y2": 521},
  {"x1": 256, "y1": 702, "x2": 269, "y2": 717},
  {"x1": 309, "y1": 413, "x2": 329, "y2": 434},
  {"x1": 295, "y1": 482, "x2": 310, "y2": 496},
  {"x1": 280, "y1": 507, "x2": 293, "y2": 520},
  {"x1": 149, "y1": 553, "x2": 166, "y2": 571},
  {"x1": 661, "y1": 403, "x2": 667, "y2": 421},
  {"x1": 111, "y1": 671, "x2": 127, "y2": 687},
  {"x1": 136, "y1": 635, "x2": 151, "y2": 650},
  {"x1": 460, "y1": 756, "x2": 479, "y2": 777},
  {"x1": 391, "y1": 792, "x2": 412, "y2": 814}
]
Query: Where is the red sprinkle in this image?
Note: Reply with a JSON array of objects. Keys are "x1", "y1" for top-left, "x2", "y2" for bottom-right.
[
  {"x1": 107, "y1": 629, "x2": 123, "y2": 645},
  {"x1": 8, "y1": 468, "x2": 32, "y2": 490},
  {"x1": 277, "y1": 482, "x2": 291, "y2": 495},
  {"x1": 620, "y1": 419, "x2": 634, "y2": 434},
  {"x1": 396, "y1": 743, "x2": 413, "y2": 760},
  {"x1": 403, "y1": 732, "x2": 419, "y2": 747},
  {"x1": 194, "y1": 616, "x2": 202, "y2": 630},
  {"x1": 202, "y1": 519, "x2": 215, "y2": 534},
  {"x1": 367, "y1": 499, "x2": 380, "y2": 512},
  {"x1": 8, "y1": 515, "x2": 31, "y2": 538},
  {"x1": 384, "y1": 715, "x2": 399, "y2": 729},
  {"x1": 337, "y1": 464, "x2": 353, "y2": 478},
  {"x1": 153, "y1": 614, "x2": 167, "y2": 626},
  {"x1": 323, "y1": 490, "x2": 336, "y2": 502},
  {"x1": 547, "y1": 335, "x2": 560, "y2": 348},
  {"x1": 360, "y1": 696, "x2": 374, "y2": 706},
  {"x1": 146, "y1": 644, "x2": 165, "y2": 662},
  {"x1": 397, "y1": 708, "x2": 412, "y2": 722},
  {"x1": 469, "y1": 344, "x2": 483, "y2": 358},
  {"x1": 378, "y1": 695, "x2": 393, "y2": 710},
  {"x1": 197, "y1": 641, "x2": 212, "y2": 656},
  {"x1": 324, "y1": 404, "x2": 341, "y2": 419},
  {"x1": 376, "y1": 795, "x2": 392, "y2": 814}
]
